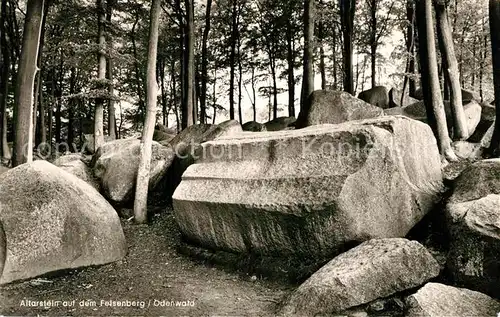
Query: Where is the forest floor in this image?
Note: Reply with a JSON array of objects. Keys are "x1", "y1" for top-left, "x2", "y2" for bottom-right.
[{"x1": 0, "y1": 209, "x2": 291, "y2": 316}]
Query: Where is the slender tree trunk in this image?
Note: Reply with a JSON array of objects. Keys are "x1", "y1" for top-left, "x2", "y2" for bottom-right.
[
  {"x1": 94, "y1": 0, "x2": 106, "y2": 152},
  {"x1": 369, "y1": 0, "x2": 377, "y2": 88},
  {"x1": 200, "y1": 0, "x2": 212, "y2": 124},
  {"x1": 38, "y1": 70, "x2": 46, "y2": 144},
  {"x1": 182, "y1": 0, "x2": 194, "y2": 128},
  {"x1": 134, "y1": 0, "x2": 161, "y2": 223},
  {"x1": 435, "y1": 0, "x2": 467, "y2": 140},
  {"x1": 33, "y1": 4, "x2": 47, "y2": 147},
  {"x1": 270, "y1": 56, "x2": 278, "y2": 119},
  {"x1": 159, "y1": 59, "x2": 168, "y2": 126},
  {"x1": 286, "y1": 20, "x2": 295, "y2": 117},
  {"x1": 48, "y1": 76, "x2": 53, "y2": 147},
  {"x1": 55, "y1": 52, "x2": 63, "y2": 144},
  {"x1": 0, "y1": 0, "x2": 11, "y2": 160},
  {"x1": 131, "y1": 12, "x2": 145, "y2": 116},
  {"x1": 171, "y1": 60, "x2": 180, "y2": 131},
  {"x1": 340, "y1": 0, "x2": 355, "y2": 95},
  {"x1": 212, "y1": 65, "x2": 217, "y2": 124},
  {"x1": 332, "y1": 25, "x2": 338, "y2": 90},
  {"x1": 12, "y1": 0, "x2": 44, "y2": 166},
  {"x1": 237, "y1": 33, "x2": 243, "y2": 123},
  {"x1": 480, "y1": 18, "x2": 488, "y2": 102},
  {"x1": 488, "y1": 0, "x2": 500, "y2": 156},
  {"x1": 301, "y1": 0, "x2": 315, "y2": 107},
  {"x1": 402, "y1": 0, "x2": 416, "y2": 102},
  {"x1": 416, "y1": 0, "x2": 457, "y2": 161},
  {"x1": 68, "y1": 67, "x2": 76, "y2": 147},
  {"x1": 319, "y1": 0, "x2": 326, "y2": 90},
  {"x1": 251, "y1": 67, "x2": 257, "y2": 121},
  {"x1": 107, "y1": 0, "x2": 116, "y2": 140},
  {"x1": 408, "y1": 1, "x2": 417, "y2": 96},
  {"x1": 229, "y1": 0, "x2": 237, "y2": 120}
]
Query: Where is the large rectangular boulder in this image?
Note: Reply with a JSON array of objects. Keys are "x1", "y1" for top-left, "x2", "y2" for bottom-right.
[{"x1": 172, "y1": 116, "x2": 443, "y2": 259}]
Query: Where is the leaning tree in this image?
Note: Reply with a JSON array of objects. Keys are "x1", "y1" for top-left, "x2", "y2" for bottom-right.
[{"x1": 415, "y1": 0, "x2": 457, "y2": 161}]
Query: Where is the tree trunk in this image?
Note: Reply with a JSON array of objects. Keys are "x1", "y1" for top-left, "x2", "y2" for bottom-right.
[
  {"x1": 435, "y1": 1, "x2": 468, "y2": 140},
  {"x1": 107, "y1": 0, "x2": 116, "y2": 140},
  {"x1": 251, "y1": 67, "x2": 257, "y2": 121},
  {"x1": 33, "y1": 4, "x2": 47, "y2": 147},
  {"x1": 134, "y1": 0, "x2": 161, "y2": 223},
  {"x1": 237, "y1": 33, "x2": 243, "y2": 123},
  {"x1": 200, "y1": 0, "x2": 212, "y2": 124},
  {"x1": 212, "y1": 66, "x2": 217, "y2": 124},
  {"x1": 94, "y1": 0, "x2": 106, "y2": 152},
  {"x1": 55, "y1": 52, "x2": 63, "y2": 144},
  {"x1": 369, "y1": 0, "x2": 377, "y2": 88},
  {"x1": 131, "y1": 12, "x2": 145, "y2": 116},
  {"x1": 332, "y1": 25, "x2": 338, "y2": 90},
  {"x1": 270, "y1": 56, "x2": 278, "y2": 119},
  {"x1": 229, "y1": 0, "x2": 237, "y2": 120},
  {"x1": 319, "y1": 0, "x2": 326, "y2": 90},
  {"x1": 480, "y1": 18, "x2": 488, "y2": 102},
  {"x1": 488, "y1": 0, "x2": 500, "y2": 156},
  {"x1": 286, "y1": 20, "x2": 295, "y2": 117},
  {"x1": 158, "y1": 59, "x2": 168, "y2": 126},
  {"x1": 0, "y1": 0, "x2": 11, "y2": 160},
  {"x1": 416, "y1": 0, "x2": 457, "y2": 161},
  {"x1": 340, "y1": 0, "x2": 355, "y2": 95},
  {"x1": 12, "y1": 0, "x2": 44, "y2": 166},
  {"x1": 182, "y1": 0, "x2": 194, "y2": 128},
  {"x1": 68, "y1": 67, "x2": 76, "y2": 147},
  {"x1": 171, "y1": 60, "x2": 180, "y2": 131},
  {"x1": 408, "y1": 1, "x2": 417, "y2": 97},
  {"x1": 301, "y1": 0, "x2": 315, "y2": 107}
]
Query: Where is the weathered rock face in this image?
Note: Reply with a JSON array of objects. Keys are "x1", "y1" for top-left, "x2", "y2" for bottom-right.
[
  {"x1": 469, "y1": 103, "x2": 496, "y2": 143},
  {"x1": 389, "y1": 88, "x2": 419, "y2": 108},
  {"x1": 481, "y1": 121, "x2": 495, "y2": 148},
  {"x1": 93, "y1": 138, "x2": 175, "y2": 204},
  {"x1": 451, "y1": 141, "x2": 483, "y2": 160},
  {"x1": 447, "y1": 194, "x2": 500, "y2": 297},
  {"x1": 446, "y1": 159, "x2": 500, "y2": 297},
  {"x1": 281, "y1": 239, "x2": 440, "y2": 316},
  {"x1": 389, "y1": 100, "x2": 482, "y2": 139},
  {"x1": 449, "y1": 159, "x2": 500, "y2": 204},
  {"x1": 463, "y1": 101, "x2": 482, "y2": 138},
  {"x1": 83, "y1": 134, "x2": 115, "y2": 154},
  {"x1": 406, "y1": 283, "x2": 500, "y2": 317},
  {"x1": 0, "y1": 166, "x2": 9, "y2": 176},
  {"x1": 173, "y1": 116, "x2": 443, "y2": 261},
  {"x1": 462, "y1": 89, "x2": 481, "y2": 102},
  {"x1": 53, "y1": 154, "x2": 84, "y2": 166},
  {"x1": 153, "y1": 130, "x2": 175, "y2": 142},
  {"x1": 242, "y1": 121, "x2": 267, "y2": 132},
  {"x1": 156, "y1": 121, "x2": 243, "y2": 204},
  {"x1": 0, "y1": 161, "x2": 127, "y2": 285},
  {"x1": 264, "y1": 117, "x2": 296, "y2": 131},
  {"x1": 201, "y1": 120, "x2": 243, "y2": 142},
  {"x1": 413, "y1": 88, "x2": 479, "y2": 102},
  {"x1": 358, "y1": 86, "x2": 390, "y2": 109},
  {"x1": 155, "y1": 124, "x2": 177, "y2": 135},
  {"x1": 53, "y1": 154, "x2": 100, "y2": 190},
  {"x1": 297, "y1": 90, "x2": 384, "y2": 129}
]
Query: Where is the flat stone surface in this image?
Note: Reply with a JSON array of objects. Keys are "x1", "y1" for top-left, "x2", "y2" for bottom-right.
[{"x1": 173, "y1": 116, "x2": 443, "y2": 259}]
